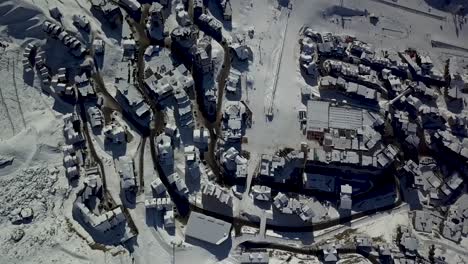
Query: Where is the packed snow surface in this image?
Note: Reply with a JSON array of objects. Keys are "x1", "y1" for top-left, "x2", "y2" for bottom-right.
[{"x1": 0, "y1": 0, "x2": 468, "y2": 263}]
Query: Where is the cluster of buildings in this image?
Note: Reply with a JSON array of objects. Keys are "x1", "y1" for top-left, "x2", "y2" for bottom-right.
[
  {"x1": 432, "y1": 130, "x2": 468, "y2": 160},
  {"x1": 259, "y1": 151, "x2": 304, "y2": 184},
  {"x1": 29, "y1": 0, "x2": 468, "y2": 259},
  {"x1": 22, "y1": 42, "x2": 39, "y2": 73},
  {"x1": 51, "y1": 68, "x2": 73, "y2": 96},
  {"x1": 447, "y1": 57, "x2": 468, "y2": 101},
  {"x1": 440, "y1": 196, "x2": 468, "y2": 243},
  {"x1": 72, "y1": 14, "x2": 90, "y2": 32},
  {"x1": 63, "y1": 113, "x2": 85, "y2": 146},
  {"x1": 143, "y1": 47, "x2": 195, "y2": 127},
  {"x1": 400, "y1": 159, "x2": 464, "y2": 206},
  {"x1": 193, "y1": 35, "x2": 213, "y2": 75},
  {"x1": 171, "y1": 25, "x2": 199, "y2": 51},
  {"x1": 296, "y1": 29, "x2": 467, "y2": 237},
  {"x1": 189, "y1": 35, "x2": 220, "y2": 118},
  {"x1": 35, "y1": 7, "x2": 145, "y2": 245},
  {"x1": 197, "y1": 14, "x2": 223, "y2": 41},
  {"x1": 225, "y1": 68, "x2": 242, "y2": 93},
  {"x1": 392, "y1": 110, "x2": 420, "y2": 150},
  {"x1": 307, "y1": 143, "x2": 398, "y2": 170},
  {"x1": 62, "y1": 143, "x2": 82, "y2": 180},
  {"x1": 299, "y1": 32, "x2": 317, "y2": 76},
  {"x1": 272, "y1": 193, "x2": 316, "y2": 222},
  {"x1": 220, "y1": 147, "x2": 248, "y2": 179},
  {"x1": 45, "y1": 62, "x2": 95, "y2": 99},
  {"x1": 168, "y1": 172, "x2": 189, "y2": 196},
  {"x1": 201, "y1": 182, "x2": 233, "y2": 207},
  {"x1": 216, "y1": 29, "x2": 251, "y2": 181},
  {"x1": 22, "y1": 43, "x2": 51, "y2": 87},
  {"x1": 117, "y1": 156, "x2": 137, "y2": 192},
  {"x1": 239, "y1": 251, "x2": 269, "y2": 264},
  {"x1": 412, "y1": 207, "x2": 468, "y2": 243},
  {"x1": 146, "y1": 168, "x2": 175, "y2": 230},
  {"x1": 400, "y1": 51, "x2": 445, "y2": 85},
  {"x1": 193, "y1": 127, "x2": 210, "y2": 149},
  {"x1": 316, "y1": 76, "x2": 381, "y2": 104},
  {"x1": 91, "y1": 0, "x2": 123, "y2": 27},
  {"x1": 221, "y1": 101, "x2": 246, "y2": 142},
  {"x1": 145, "y1": 196, "x2": 175, "y2": 229},
  {"x1": 75, "y1": 72, "x2": 95, "y2": 97},
  {"x1": 304, "y1": 100, "x2": 396, "y2": 170},
  {"x1": 316, "y1": 232, "x2": 428, "y2": 264},
  {"x1": 146, "y1": 2, "x2": 165, "y2": 41},
  {"x1": 114, "y1": 62, "x2": 151, "y2": 124},
  {"x1": 398, "y1": 157, "x2": 468, "y2": 250},
  {"x1": 184, "y1": 145, "x2": 201, "y2": 179},
  {"x1": 42, "y1": 21, "x2": 87, "y2": 58},
  {"x1": 310, "y1": 28, "x2": 445, "y2": 86},
  {"x1": 395, "y1": 226, "x2": 420, "y2": 261},
  {"x1": 230, "y1": 35, "x2": 251, "y2": 61},
  {"x1": 322, "y1": 59, "x2": 385, "y2": 93},
  {"x1": 74, "y1": 168, "x2": 130, "y2": 238},
  {"x1": 300, "y1": 28, "x2": 450, "y2": 113},
  {"x1": 156, "y1": 134, "x2": 174, "y2": 168},
  {"x1": 104, "y1": 121, "x2": 126, "y2": 144}
]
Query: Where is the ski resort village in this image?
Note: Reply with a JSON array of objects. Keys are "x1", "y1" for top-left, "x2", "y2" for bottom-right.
[{"x1": 1, "y1": 0, "x2": 468, "y2": 263}]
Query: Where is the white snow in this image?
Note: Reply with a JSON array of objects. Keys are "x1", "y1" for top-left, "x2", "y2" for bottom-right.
[{"x1": 1, "y1": 0, "x2": 468, "y2": 263}]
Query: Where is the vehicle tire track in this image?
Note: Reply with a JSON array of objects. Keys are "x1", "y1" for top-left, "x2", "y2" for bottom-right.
[
  {"x1": 0, "y1": 56, "x2": 15, "y2": 136},
  {"x1": 12, "y1": 54, "x2": 27, "y2": 128}
]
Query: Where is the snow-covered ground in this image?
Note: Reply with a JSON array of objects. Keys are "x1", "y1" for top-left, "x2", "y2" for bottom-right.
[
  {"x1": 1, "y1": 0, "x2": 468, "y2": 263},
  {"x1": 0, "y1": 42, "x2": 131, "y2": 264},
  {"x1": 0, "y1": 0, "x2": 162, "y2": 263},
  {"x1": 231, "y1": 0, "x2": 468, "y2": 159}
]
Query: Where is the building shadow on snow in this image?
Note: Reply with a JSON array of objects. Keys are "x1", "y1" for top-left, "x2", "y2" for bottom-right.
[{"x1": 185, "y1": 236, "x2": 232, "y2": 260}]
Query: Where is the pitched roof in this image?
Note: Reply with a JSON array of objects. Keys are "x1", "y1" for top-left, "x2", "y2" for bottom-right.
[{"x1": 185, "y1": 212, "x2": 232, "y2": 245}]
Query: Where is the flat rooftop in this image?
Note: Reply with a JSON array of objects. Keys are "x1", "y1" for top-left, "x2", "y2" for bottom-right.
[
  {"x1": 307, "y1": 100, "x2": 363, "y2": 132},
  {"x1": 329, "y1": 105, "x2": 363, "y2": 130},
  {"x1": 307, "y1": 100, "x2": 329, "y2": 132}
]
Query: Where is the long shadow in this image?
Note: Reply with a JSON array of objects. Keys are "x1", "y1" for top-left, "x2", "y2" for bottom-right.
[
  {"x1": 423, "y1": 0, "x2": 468, "y2": 15},
  {"x1": 300, "y1": 69, "x2": 319, "y2": 87},
  {"x1": 323, "y1": 5, "x2": 367, "y2": 17},
  {"x1": 72, "y1": 204, "x2": 128, "y2": 245},
  {"x1": 23, "y1": 69, "x2": 35, "y2": 87},
  {"x1": 121, "y1": 188, "x2": 137, "y2": 209},
  {"x1": 52, "y1": 97, "x2": 75, "y2": 114},
  {"x1": 206, "y1": 0, "x2": 232, "y2": 31},
  {"x1": 89, "y1": 8, "x2": 123, "y2": 44},
  {"x1": 185, "y1": 236, "x2": 232, "y2": 260},
  {"x1": 201, "y1": 194, "x2": 234, "y2": 217},
  {"x1": 104, "y1": 140, "x2": 127, "y2": 158}
]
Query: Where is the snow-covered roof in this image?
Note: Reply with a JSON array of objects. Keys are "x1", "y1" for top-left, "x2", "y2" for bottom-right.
[
  {"x1": 306, "y1": 100, "x2": 329, "y2": 132},
  {"x1": 185, "y1": 212, "x2": 232, "y2": 245}
]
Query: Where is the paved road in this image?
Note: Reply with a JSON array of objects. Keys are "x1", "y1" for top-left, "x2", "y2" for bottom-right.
[
  {"x1": 259, "y1": 214, "x2": 267, "y2": 239},
  {"x1": 416, "y1": 232, "x2": 468, "y2": 256}
]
